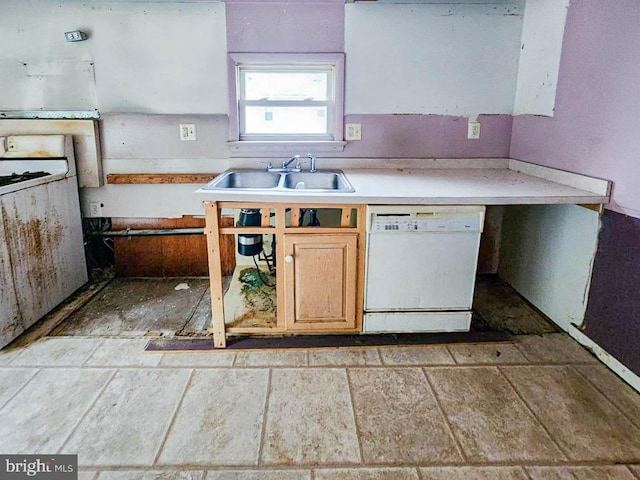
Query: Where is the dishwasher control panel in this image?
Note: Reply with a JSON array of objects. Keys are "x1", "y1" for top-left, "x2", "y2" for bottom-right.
[{"x1": 370, "y1": 215, "x2": 481, "y2": 233}]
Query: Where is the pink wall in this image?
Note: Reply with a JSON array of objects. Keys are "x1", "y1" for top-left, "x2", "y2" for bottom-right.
[{"x1": 510, "y1": 0, "x2": 640, "y2": 217}]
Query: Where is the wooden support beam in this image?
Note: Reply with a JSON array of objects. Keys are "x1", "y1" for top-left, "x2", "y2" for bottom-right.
[
  {"x1": 204, "y1": 202, "x2": 227, "y2": 348},
  {"x1": 107, "y1": 173, "x2": 218, "y2": 184}
]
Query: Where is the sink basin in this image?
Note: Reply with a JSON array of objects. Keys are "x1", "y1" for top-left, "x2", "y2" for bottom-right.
[
  {"x1": 283, "y1": 171, "x2": 354, "y2": 192},
  {"x1": 206, "y1": 170, "x2": 281, "y2": 189},
  {"x1": 203, "y1": 169, "x2": 354, "y2": 193}
]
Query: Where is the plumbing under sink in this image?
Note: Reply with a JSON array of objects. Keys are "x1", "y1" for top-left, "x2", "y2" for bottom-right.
[{"x1": 204, "y1": 169, "x2": 354, "y2": 193}]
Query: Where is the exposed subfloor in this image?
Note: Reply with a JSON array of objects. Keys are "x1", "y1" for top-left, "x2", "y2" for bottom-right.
[
  {"x1": 53, "y1": 274, "x2": 557, "y2": 339},
  {"x1": 4, "y1": 275, "x2": 638, "y2": 478},
  {"x1": 52, "y1": 277, "x2": 216, "y2": 337}
]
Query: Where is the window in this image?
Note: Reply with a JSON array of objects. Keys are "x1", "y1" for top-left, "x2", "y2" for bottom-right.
[{"x1": 228, "y1": 53, "x2": 345, "y2": 153}]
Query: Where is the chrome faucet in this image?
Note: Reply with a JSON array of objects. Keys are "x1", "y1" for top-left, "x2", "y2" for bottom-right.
[
  {"x1": 307, "y1": 153, "x2": 316, "y2": 173},
  {"x1": 266, "y1": 155, "x2": 302, "y2": 172},
  {"x1": 282, "y1": 155, "x2": 301, "y2": 170}
]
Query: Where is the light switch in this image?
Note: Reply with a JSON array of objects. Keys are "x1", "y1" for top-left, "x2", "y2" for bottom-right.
[{"x1": 467, "y1": 121, "x2": 481, "y2": 140}]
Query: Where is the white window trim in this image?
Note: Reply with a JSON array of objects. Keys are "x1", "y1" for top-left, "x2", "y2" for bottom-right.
[{"x1": 227, "y1": 53, "x2": 346, "y2": 155}]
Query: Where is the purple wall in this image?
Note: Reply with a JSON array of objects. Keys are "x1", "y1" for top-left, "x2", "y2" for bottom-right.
[
  {"x1": 584, "y1": 211, "x2": 640, "y2": 375},
  {"x1": 344, "y1": 114, "x2": 512, "y2": 158},
  {"x1": 510, "y1": 0, "x2": 640, "y2": 217},
  {"x1": 226, "y1": 1, "x2": 345, "y2": 53},
  {"x1": 225, "y1": 1, "x2": 512, "y2": 159},
  {"x1": 510, "y1": 0, "x2": 640, "y2": 376}
]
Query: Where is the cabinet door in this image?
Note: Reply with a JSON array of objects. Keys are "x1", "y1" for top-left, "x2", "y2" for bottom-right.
[
  {"x1": 283, "y1": 234, "x2": 358, "y2": 331},
  {"x1": 0, "y1": 205, "x2": 23, "y2": 348}
]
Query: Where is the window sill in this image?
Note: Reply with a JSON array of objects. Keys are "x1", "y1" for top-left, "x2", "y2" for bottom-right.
[{"x1": 228, "y1": 141, "x2": 346, "y2": 157}]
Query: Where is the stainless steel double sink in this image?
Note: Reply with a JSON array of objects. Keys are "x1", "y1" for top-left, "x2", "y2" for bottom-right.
[{"x1": 203, "y1": 169, "x2": 355, "y2": 193}]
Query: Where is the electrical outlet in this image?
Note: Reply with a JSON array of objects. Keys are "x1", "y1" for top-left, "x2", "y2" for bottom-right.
[
  {"x1": 64, "y1": 30, "x2": 87, "y2": 42},
  {"x1": 179, "y1": 124, "x2": 196, "y2": 141},
  {"x1": 467, "y1": 121, "x2": 481, "y2": 140},
  {"x1": 345, "y1": 123, "x2": 362, "y2": 141},
  {"x1": 89, "y1": 201, "x2": 103, "y2": 217}
]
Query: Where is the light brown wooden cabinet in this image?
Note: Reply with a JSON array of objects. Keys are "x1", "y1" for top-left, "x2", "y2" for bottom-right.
[
  {"x1": 283, "y1": 233, "x2": 358, "y2": 331},
  {"x1": 204, "y1": 202, "x2": 365, "y2": 348}
]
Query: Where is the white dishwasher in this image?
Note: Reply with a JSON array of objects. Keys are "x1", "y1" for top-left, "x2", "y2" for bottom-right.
[{"x1": 364, "y1": 205, "x2": 485, "y2": 333}]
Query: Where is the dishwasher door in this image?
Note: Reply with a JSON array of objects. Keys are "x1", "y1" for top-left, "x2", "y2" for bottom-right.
[{"x1": 365, "y1": 206, "x2": 485, "y2": 312}]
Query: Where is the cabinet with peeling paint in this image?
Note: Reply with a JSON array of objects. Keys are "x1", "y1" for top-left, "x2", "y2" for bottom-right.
[{"x1": 0, "y1": 206, "x2": 22, "y2": 347}]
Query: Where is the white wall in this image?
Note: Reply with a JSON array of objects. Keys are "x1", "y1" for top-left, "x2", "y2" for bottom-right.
[
  {"x1": 499, "y1": 204, "x2": 600, "y2": 331},
  {"x1": 344, "y1": 3, "x2": 524, "y2": 116},
  {"x1": 0, "y1": 1, "x2": 228, "y2": 114},
  {"x1": 513, "y1": 0, "x2": 570, "y2": 116}
]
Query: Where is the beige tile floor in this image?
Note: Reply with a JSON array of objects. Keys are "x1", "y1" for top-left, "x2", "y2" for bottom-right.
[{"x1": 0, "y1": 333, "x2": 639, "y2": 480}]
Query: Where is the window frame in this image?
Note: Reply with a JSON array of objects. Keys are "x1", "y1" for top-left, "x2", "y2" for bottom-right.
[{"x1": 227, "y1": 53, "x2": 346, "y2": 154}]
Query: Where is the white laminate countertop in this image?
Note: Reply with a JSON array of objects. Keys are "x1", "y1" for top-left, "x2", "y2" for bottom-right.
[{"x1": 194, "y1": 160, "x2": 611, "y2": 206}]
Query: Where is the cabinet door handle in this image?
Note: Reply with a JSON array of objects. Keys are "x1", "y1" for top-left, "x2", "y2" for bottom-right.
[{"x1": 284, "y1": 255, "x2": 294, "y2": 263}]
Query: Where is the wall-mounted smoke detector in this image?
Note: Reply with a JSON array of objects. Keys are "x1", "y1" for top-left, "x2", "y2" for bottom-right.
[{"x1": 65, "y1": 31, "x2": 87, "y2": 42}]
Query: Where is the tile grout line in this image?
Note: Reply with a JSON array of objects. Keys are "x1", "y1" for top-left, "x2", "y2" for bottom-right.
[
  {"x1": 152, "y1": 368, "x2": 196, "y2": 466},
  {"x1": 81, "y1": 338, "x2": 107, "y2": 367},
  {"x1": 497, "y1": 366, "x2": 571, "y2": 462},
  {"x1": 521, "y1": 465, "x2": 535, "y2": 480},
  {"x1": 375, "y1": 348, "x2": 384, "y2": 366},
  {"x1": 56, "y1": 368, "x2": 119, "y2": 455},
  {"x1": 0, "y1": 360, "x2": 600, "y2": 371},
  {"x1": 571, "y1": 365, "x2": 640, "y2": 432},
  {"x1": 0, "y1": 367, "x2": 41, "y2": 411},
  {"x1": 56, "y1": 461, "x2": 639, "y2": 471},
  {"x1": 345, "y1": 368, "x2": 366, "y2": 465},
  {"x1": 420, "y1": 367, "x2": 468, "y2": 463},
  {"x1": 627, "y1": 465, "x2": 640, "y2": 480},
  {"x1": 444, "y1": 345, "x2": 459, "y2": 365},
  {"x1": 511, "y1": 341, "x2": 537, "y2": 363},
  {"x1": 256, "y1": 368, "x2": 273, "y2": 468}
]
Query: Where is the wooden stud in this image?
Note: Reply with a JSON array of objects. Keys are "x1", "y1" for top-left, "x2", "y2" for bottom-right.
[
  {"x1": 220, "y1": 227, "x2": 275, "y2": 235},
  {"x1": 204, "y1": 201, "x2": 227, "y2": 348},
  {"x1": 340, "y1": 207, "x2": 352, "y2": 227},
  {"x1": 578, "y1": 203, "x2": 605, "y2": 214},
  {"x1": 275, "y1": 205, "x2": 287, "y2": 330},
  {"x1": 290, "y1": 208, "x2": 301, "y2": 227},
  {"x1": 355, "y1": 205, "x2": 366, "y2": 333},
  {"x1": 261, "y1": 207, "x2": 271, "y2": 227}
]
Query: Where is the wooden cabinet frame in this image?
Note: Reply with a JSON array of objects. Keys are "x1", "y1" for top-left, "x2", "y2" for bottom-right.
[{"x1": 203, "y1": 201, "x2": 366, "y2": 348}]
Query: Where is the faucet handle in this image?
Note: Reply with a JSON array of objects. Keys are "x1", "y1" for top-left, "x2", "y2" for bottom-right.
[{"x1": 306, "y1": 153, "x2": 317, "y2": 173}]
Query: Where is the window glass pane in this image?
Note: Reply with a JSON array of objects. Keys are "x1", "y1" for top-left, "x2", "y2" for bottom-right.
[
  {"x1": 242, "y1": 71, "x2": 329, "y2": 101},
  {"x1": 244, "y1": 106, "x2": 328, "y2": 135}
]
